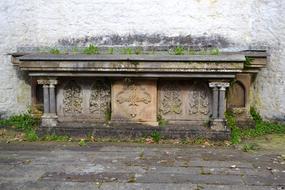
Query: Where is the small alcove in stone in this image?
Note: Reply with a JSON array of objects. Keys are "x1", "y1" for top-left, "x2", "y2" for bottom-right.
[{"x1": 227, "y1": 81, "x2": 246, "y2": 108}]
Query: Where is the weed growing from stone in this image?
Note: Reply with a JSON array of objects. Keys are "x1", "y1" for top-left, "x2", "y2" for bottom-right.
[
  {"x1": 157, "y1": 114, "x2": 168, "y2": 127},
  {"x1": 122, "y1": 47, "x2": 133, "y2": 55},
  {"x1": 244, "y1": 56, "x2": 254, "y2": 67},
  {"x1": 108, "y1": 47, "x2": 114, "y2": 54},
  {"x1": 49, "y1": 48, "x2": 61, "y2": 54},
  {"x1": 242, "y1": 143, "x2": 259, "y2": 152},
  {"x1": 42, "y1": 134, "x2": 70, "y2": 142},
  {"x1": 83, "y1": 44, "x2": 99, "y2": 54},
  {"x1": 0, "y1": 113, "x2": 39, "y2": 142},
  {"x1": 150, "y1": 130, "x2": 161, "y2": 143},
  {"x1": 79, "y1": 139, "x2": 87, "y2": 146},
  {"x1": 225, "y1": 107, "x2": 285, "y2": 144},
  {"x1": 173, "y1": 46, "x2": 185, "y2": 55}
]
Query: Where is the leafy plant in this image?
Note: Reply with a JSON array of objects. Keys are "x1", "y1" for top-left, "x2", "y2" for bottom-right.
[
  {"x1": 157, "y1": 115, "x2": 168, "y2": 127},
  {"x1": 150, "y1": 130, "x2": 161, "y2": 143},
  {"x1": 244, "y1": 56, "x2": 254, "y2": 67},
  {"x1": 79, "y1": 139, "x2": 87, "y2": 146},
  {"x1": 42, "y1": 134, "x2": 69, "y2": 141},
  {"x1": 134, "y1": 47, "x2": 142, "y2": 55},
  {"x1": 49, "y1": 48, "x2": 61, "y2": 54},
  {"x1": 108, "y1": 47, "x2": 114, "y2": 54},
  {"x1": 173, "y1": 46, "x2": 185, "y2": 55},
  {"x1": 122, "y1": 47, "x2": 133, "y2": 55},
  {"x1": 210, "y1": 48, "x2": 220, "y2": 55},
  {"x1": 242, "y1": 143, "x2": 259, "y2": 152},
  {"x1": 83, "y1": 44, "x2": 99, "y2": 54},
  {"x1": 225, "y1": 111, "x2": 241, "y2": 144}
]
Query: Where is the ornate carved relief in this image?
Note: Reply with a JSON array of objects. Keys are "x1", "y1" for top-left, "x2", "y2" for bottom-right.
[
  {"x1": 189, "y1": 84, "x2": 209, "y2": 115},
  {"x1": 63, "y1": 80, "x2": 83, "y2": 114},
  {"x1": 116, "y1": 82, "x2": 151, "y2": 118},
  {"x1": 159, "y1": 84, "x2": 182, "y2": 115},
  {"x1": 89, "y1": 80, "x2": 111, "y2": 114}
]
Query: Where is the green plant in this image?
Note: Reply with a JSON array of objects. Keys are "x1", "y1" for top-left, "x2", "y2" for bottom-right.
[
  {"x1": 173, "y1": 46, "x2": 185, "y2": 55},
  {"x1": 83, "y1": 44, "x2": 99, "y2": 54},
  {"x1": 242, "y1": 143, "x2": 259, "y2": 152},
  {"x1": 210, "y1": 48, "x2": 220, "y2": 55},
  {"x1": 25, "y1": 130, "x2": 39, "y2": 141},
  {"x1": 108, "y1": 47, "x2": 114, "y2": 54},
  {"x1": 244, "y1": 56, "x2": 255, "y2": 67},
  {"x1": 122, "y1": 47, "x2": 133, "y2": 55},
  {"x1": 134, "y1": 47, "x2": 142, "y2": 55},
  {"x1": 225, "y1": 111, "x2": 241, "y2": 144},
  {"x1": 49, "y1": 48, "x2": 61, "y2": 54},
  {"x1": 150, "y1": 130, "x2": 161, "y2": 143},
  {"x1": 0, "y1": 113, "x2": 39, "y2": 132},
  {"x1": 157, "y1": 115, "x2": 168, "y2": 127},
  {"x1": 42, "y1": 134, "x2": 69, "y2": 141},
  {"x1": 104, "y1": 105, "x2": 111, "y2": 123},
  {"x1": 79, "y1": 139, "x2": 87, "y2": 146}
]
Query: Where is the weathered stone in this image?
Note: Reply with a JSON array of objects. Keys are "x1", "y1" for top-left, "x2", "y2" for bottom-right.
[{"x1": 112, "y1": 79, "x2": 157, "y2": 126}]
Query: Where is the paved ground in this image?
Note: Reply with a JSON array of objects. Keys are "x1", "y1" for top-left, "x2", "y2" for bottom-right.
[{"x1": 0, "y1": 142, "x2": 285, "y2": 190}]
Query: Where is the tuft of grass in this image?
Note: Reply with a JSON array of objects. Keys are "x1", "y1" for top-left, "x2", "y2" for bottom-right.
[
  {"x1": 244, "y1": 56, "x2": 255, "y2": 67},
  {"x1": 49, "y1": 48, "x2": 61, "y2": 54},
  {"x1": 42, "y1": 134, "x2": 69, "y2": 141},
  {"x1": 157, "y1": 115, "x2": 168, "y2": 127},
  {"x1": 210, "y1": 48, "x2": 220, "y2": 55},
  {"x1": 104, "y1": 105, "x2": 111, "y2": 123},
  {"x1": 83, "y1": 44, "x2": 99, "y2": 54},
  {"x1": 134, "y1": 47, "x2": 142, "y2": 55},
  {"x1": 25, "y1": 130, "x2": 39, "y2": 141},
  {"x1": 150, "y1": 131, "x2": 161, "y2": 143},
  {"x1": 108, "y1": 47, "x2": 114, "y2": 54},
  {"x1": 79, "y1": 139, "x2": 87, "y2": 146},
  {"x1": 226, "y1": 107, "x2": 285, "y2": 144},
  {"x1": 173, "y1": 46, "x2": 185, "y2": 55},
  {"x1": 122, "y1": 47, "x2": 133, "y2": 55},
  {"x1": 242, "y1": 143, "x2": 259, "y2": 152}
]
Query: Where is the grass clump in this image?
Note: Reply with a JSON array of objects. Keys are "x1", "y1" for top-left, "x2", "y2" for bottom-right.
[
  {"x1": 173, "y1": 46, "x2": 185, "y2": 55},
  {"x1": 150, "y1": 130, "x2": 161, "y2": 143},
  {"x1": 242, "y1": 143, "x2": 259, "y2": 152},
  {"x1": 42, "y1": 134, "x2": 70, "y2": 142},
  {"x1": 0, "y1": 113, "x2": 40, "y2": 142},
  {"x1": 122, "y1": 47, "x2": 133, "y2": 55},
  {"x1": 244, "y1": 56, "x2": 254, "y2": 67},
  {"x1": 49, "y1": 48, "x2": 61, "y2": 54},
  {"x1": 83, "y1": 44, "x2": 99, "y2": 54},
  {"x1": 157, "y1": 115, "x2": 168, "y2": 127},
  {"x1": 225, "y1": 107, "x2": 285, "y2": 144}
]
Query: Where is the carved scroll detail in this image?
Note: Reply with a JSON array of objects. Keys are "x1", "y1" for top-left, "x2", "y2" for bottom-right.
[
  {"x1": 189, "y1": 84, "x2": 209, "y2": 115},
  {"x1": 160, "y1": 83, "x2": 182, "y2": 115},
  {"x1": 89, "y1": 80, "x2": 111, "y2": 114},
  {"x1": 116, "y1": 83, "x2": 151, "y2": 118},
  {"x1": 63, "y1": 81, "x2": 83, "y2": 114}
]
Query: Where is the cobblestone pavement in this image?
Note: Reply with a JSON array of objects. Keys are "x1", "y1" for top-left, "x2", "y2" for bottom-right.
[{"x1": 0, "y1": 142, "x2": 284, "y2": 190}]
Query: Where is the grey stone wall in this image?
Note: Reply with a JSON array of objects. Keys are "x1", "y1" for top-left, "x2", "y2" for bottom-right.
[{"x1": 0, "y1": 0, "x2": 284, "y2": 121}]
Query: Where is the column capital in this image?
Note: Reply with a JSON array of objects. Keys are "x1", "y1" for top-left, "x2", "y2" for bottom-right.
[
  {"x1": 37, "y1": 78, "x2": 58, "y2": 85},
  {"x1": 209, "y1": 82, "x2": 230, "y2": 88}
]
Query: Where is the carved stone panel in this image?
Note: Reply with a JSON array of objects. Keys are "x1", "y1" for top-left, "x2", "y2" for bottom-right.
[
  {"x1": 89, "y1": 80, "x2": 111, "y2": 116},
  {"x1": 63, "y1": 80, "x2": 83, "y2": 114},
  {"x1": 112, "y1": 79, "x2": 157, "y2": 124},
  {"x1": 57, "y1": 78, "x2": 111, "y2": 122},
  {"x1": 158, "y1": 80, "x2": 211, "y2": 121}
]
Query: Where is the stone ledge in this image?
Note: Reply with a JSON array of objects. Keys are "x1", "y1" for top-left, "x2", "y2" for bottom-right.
[{"x1": 37, "y1": 123, "x2": 230, "y2": 140}]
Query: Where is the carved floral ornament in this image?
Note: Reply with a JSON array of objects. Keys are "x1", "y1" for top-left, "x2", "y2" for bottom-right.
[
  {"x1": 63, "y1": 80, "x2": 83, "y2": 114},
  {"x1": 189, "y1": 84, "x2": 209, "y2": 115},
  {"x1": 89, "y1": 80, "x2": 111, "y2": 114},
  {"x1": 159, "y1": 83, "x2": 182, "y2": 115},
  {"x1": 116, "y1": 82, "x2": 151, "y2": 118},
  {"x1": 209, "y1": 82, "x2": 230, "y2": 90}
]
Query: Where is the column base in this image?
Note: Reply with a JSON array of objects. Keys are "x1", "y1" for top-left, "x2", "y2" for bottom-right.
[
  {"x1": 210, "y1": 119, "x2": 227, "y2": 131},
  {"x1": 41, "y1": 114, "x2": 58, "y2": 127}
]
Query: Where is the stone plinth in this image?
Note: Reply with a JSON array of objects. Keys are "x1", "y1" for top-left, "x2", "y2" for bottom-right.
[{"x1": 111, "y1": 79, "x2": 158, "y2": 126}]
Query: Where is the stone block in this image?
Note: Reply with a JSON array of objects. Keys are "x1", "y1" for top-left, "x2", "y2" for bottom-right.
[
  {"x1": 111, "y1": 79, "x2": 157, "y2": 126},
  {"x1": 210, "y1": 119, "x2": 227, "y2": 131},
  {"x1": 41, "y1": 114, "x2": 58, "y2": 127}
]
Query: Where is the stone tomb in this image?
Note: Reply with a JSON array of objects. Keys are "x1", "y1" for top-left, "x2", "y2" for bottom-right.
[{"x1": 12, "y1": 52, "x2": 267, "y2": 137}]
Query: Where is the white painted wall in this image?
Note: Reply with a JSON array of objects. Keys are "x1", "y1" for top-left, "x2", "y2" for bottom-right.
[{"x1": 0, "y1": 0, "x2": 284, "y2": 120}]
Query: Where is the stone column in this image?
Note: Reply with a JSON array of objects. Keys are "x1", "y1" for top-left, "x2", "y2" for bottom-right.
[
  {"x1": 37, "y1": 78, "x2": 58, "y2": 127},
  {"x1": 209, "y1": 82, "x2": 229, "y2": 131},
  {"x1": 43, "y1": 84, "x2": 50, "y2": 114},
  {"x1": 49, "y1": 80, "x2": 58, "y2": 114}
]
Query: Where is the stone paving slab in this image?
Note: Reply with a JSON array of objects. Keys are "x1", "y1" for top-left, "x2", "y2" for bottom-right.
[{"x1": 0, "y1": 142, "x2": 284, "y2": 190}]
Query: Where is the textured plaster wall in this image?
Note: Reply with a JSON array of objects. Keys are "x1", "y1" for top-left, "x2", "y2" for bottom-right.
[{"x1": 0, "y1": 0, "x2": 284, "y2": 120}]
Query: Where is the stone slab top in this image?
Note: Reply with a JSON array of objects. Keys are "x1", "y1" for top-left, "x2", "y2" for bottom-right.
[{"x1": 18, "y1": 53, "x2": 246, "y2": 62}]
